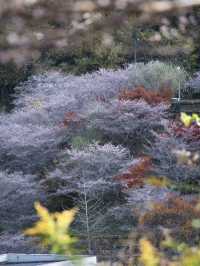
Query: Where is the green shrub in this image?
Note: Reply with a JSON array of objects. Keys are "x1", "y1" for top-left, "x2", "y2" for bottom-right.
[
  {"x1": 40, "y1": 44, "x2": 126, "y2": 75},
  {"x1": 128, "y1": 61, "x2": 188, "y2": 95}
]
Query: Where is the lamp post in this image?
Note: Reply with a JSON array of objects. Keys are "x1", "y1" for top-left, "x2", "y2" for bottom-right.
[{"x1": 177, "y1": 67, "x2": 181, "y2": 102}]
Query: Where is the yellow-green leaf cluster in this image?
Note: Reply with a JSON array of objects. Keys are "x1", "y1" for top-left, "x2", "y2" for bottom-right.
[
  {"x1": 146, "y1": 176, "x2": 171, "y2": 188},
  {"x1": 25, "y1": 202, "x2": 77, "y2": 255},
  {"x1": 139, "y1": 238, "x2": 160, "y2": 266},
  {"x1": 180, "y1": 113, "x2": 200, "y2": 127}
]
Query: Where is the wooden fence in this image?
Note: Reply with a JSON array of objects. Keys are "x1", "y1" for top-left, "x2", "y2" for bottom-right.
[{"x1": 171, "y1": 98, "x2": 200, "y2": 114}]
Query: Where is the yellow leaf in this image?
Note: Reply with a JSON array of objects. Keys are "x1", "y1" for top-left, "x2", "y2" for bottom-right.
[
  {"x1": 24, "y1": 202, "x2": 77, "y2": 255},
  {"x1": 181, "y1": 249, "x2": 200, "y2": 266},
  {"x1": 140, "y1": 238, "x2": 160, "y2": 266},
  {"x1": 192, "y1": 113, "x2": 199, "y2": 121},
  {"x1": 192, "y1": 113, "x2": 200, "y2": 126},
  {"x1": 180, "y1": 113, "x2": 192, "y2": 127},
  {"x1": 146, "y1": 176, "x2": 170, "y2": 188},
  {"x1": 54, "y1": 209, "x2": 77, "y2": 231},
  {"x1": 35, "y1": 202, "x2": 51, "y2": 221}
]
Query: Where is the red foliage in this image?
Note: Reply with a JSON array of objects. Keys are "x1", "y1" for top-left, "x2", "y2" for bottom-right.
[
  {"x1": 118, "y1": 86, "x2": 172, "y2": 105},
  {"x1": 60, "y1": 112, "x2": 81, "y2": 128},
  {"x1": 139, "y1": 196, "x2": 200, "y2": 242},
  {"x1": 171, "y1": 121, "x2": 200, "y2": 142},
  {"x1": 115, "y1": 156, "x2": 152, "y2": 188}
]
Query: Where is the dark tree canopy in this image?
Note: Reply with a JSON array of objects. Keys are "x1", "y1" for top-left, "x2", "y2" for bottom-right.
[{"x1": 1, "y1": 0, "x2": 200, "y2": 64}]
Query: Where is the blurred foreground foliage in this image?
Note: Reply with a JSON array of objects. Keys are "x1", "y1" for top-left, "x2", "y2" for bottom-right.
[
  {"x1": 25, "y1": 202, "x2": 77, "y2": 255},
  {"x1": 25, "y1": 109, "x2": 200, "y2": 264},
  {"x1": 26, "y1": 199, "x2": 200, "y2": 266}
]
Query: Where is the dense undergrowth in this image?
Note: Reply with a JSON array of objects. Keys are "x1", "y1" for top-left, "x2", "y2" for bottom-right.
[{"x1": 1, "y1": 60, "x2": 200, "y2": 264}]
